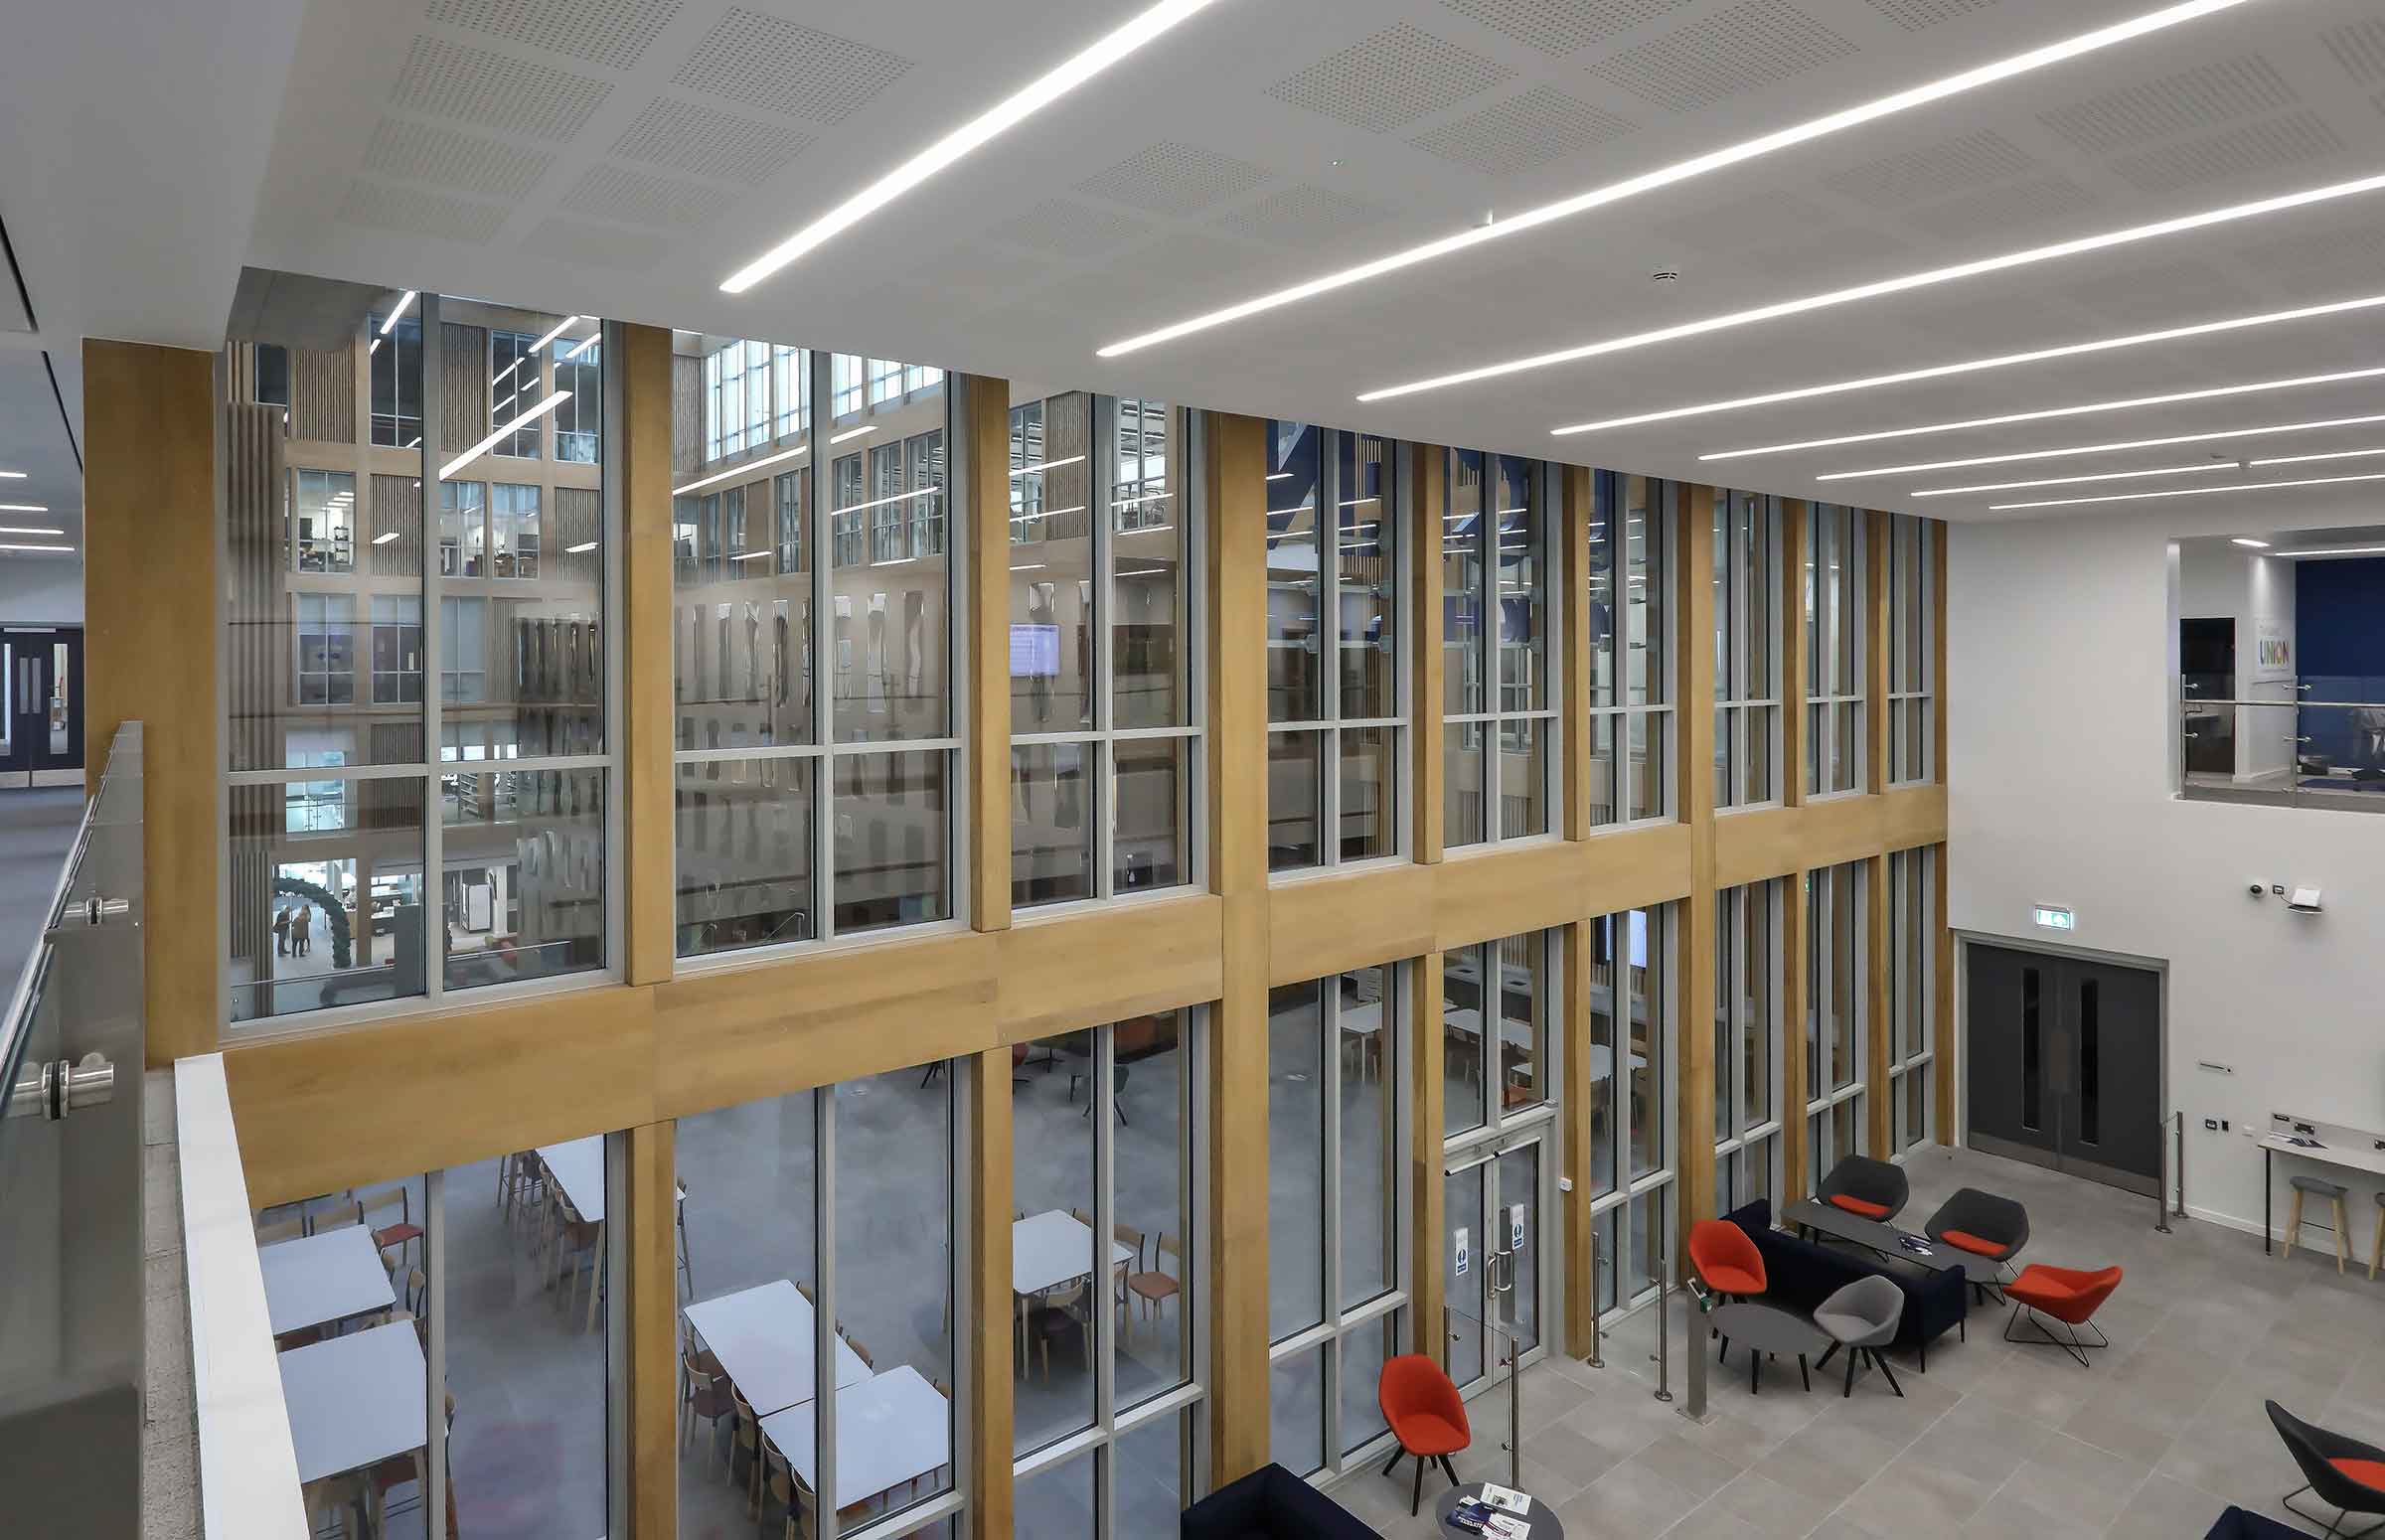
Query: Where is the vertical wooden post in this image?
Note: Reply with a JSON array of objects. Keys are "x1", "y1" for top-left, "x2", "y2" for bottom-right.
[
  {"x1": 963, "y1": 375, "x2": 1013, "y2": 932},
  {"x1": 1411, "y1": 949, "x2": 1445, "y2": 1361},
  {"x1": 1865, "y1": 852, "x2": 1893, "y2": 1158},
  {"x1": 83, "y1": 340, "x2": 219, "y2": 1064},
  {"x1": 1781, "y1": 867, "x2": 1811, "y2": 1200},
  {"x1": 1205, "y1": 412, "x2": 1271, "y2": 1483},
  {"x1": 968, "y1": 1048, "x2": 1015, "y2": 1535},
  {"x1": 618, "y1": 324, "x2": 676, "y2": 987},
  {"x1": 1673, "y1": 486, "x2": 1718, "y2": 1232},
  {"x1": 627, "y1": 1121, "x2": 677, "y2": 1536},
  {"x1": 1932, "y1": 521, "x2": 1956, "y2": 1142},
  {"x1": 1560, "y1": 920, "x2": 1598, "y2": 1354},
  {"x1": 1411, "y1": 444, "x2": 1446, "y2": 865},
  {"x1": 1779, "y1": 499, "x2": 1809, "y2": 810}
]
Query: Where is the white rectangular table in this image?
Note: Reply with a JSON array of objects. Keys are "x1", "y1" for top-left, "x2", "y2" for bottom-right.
[
  {"x1": 277, "y1": 1321, "x2": 427, "y2": 1484},
  {"x1": 259, "y1": 1224, "x2": 397, "y2": 1338},
  {"x1": 760, "y1": 1365, "x2": 951, "y2": 1509},
  {"x1": 1012, "y1": 1210, "x2": 1135, "y2": 1298},
  {"x1": 538, "y1": 1135, "x2": 605, "y2": 1223},
  {"x1": 2260, "y1": 1114, "x2": 2385, "y2": 1253},
  {"x1": 684, "y1": 1280, "x2": 873, "y2": 1418}
]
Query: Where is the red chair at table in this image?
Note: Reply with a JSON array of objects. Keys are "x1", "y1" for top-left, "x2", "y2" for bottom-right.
[
  {"x1": 1377, "y1": 1354, "x2": 1470, "y2": 1517},
  {"x1": 2001, "y1": 1263, "x2": 2122, "y2": 1366},
  {"x1": 1688, "y1": 1218, "x2": 1770, "y2": 1364}
]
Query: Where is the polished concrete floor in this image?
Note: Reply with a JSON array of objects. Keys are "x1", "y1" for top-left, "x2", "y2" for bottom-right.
[{"x1": 1324, "y1": 1145, "x2": 2385, "y2": 1540}]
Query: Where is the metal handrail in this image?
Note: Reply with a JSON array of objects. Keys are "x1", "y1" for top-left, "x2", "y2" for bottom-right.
[
  {"x1": 2182, "y1": 695, "x2": 2385, "y2": 709},
  {"x1": 0, "y1": 783, "x2": 104, "y2": 1100}
]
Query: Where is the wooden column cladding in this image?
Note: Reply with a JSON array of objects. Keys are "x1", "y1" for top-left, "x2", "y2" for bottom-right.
[
  {"x1": 1776, "y1": 498, "x2": 1812, "y2": 1198},
  {"x1": 1410, "y1": 443, "x2": 1446, "y2": 865},
  {"x1": 1933, "y1": 520, "x2": 1956, "y2": 1140},
  {"x1": 1204, "y1": 411, "x2": 1271, "y2": 1483},
  {"x1": 224, "y1": 399, "x2": 283, "y2": 1009},
  {"x1": 1672, "y1": 485, "x2": 1718, "y2": 1231},
  {"x1": 627, "y1": 1121, "x2": 677, "y2": 1534},
  {"x1": 618, "y1": 323, "x2": 676, "y2": 987},
  {"x1": 963, "y1": 375, "x2": 1013, "y2": 932},
  {"x1": 85, "y1": 340, "x2": 220, "y2": 1064},
  {"x1": 968, "y1": 1049, "x2": 1016, "y2": 1535},
  {"x1": 1864, "y1": 513, "x2": 1894, "y2": 1156}
]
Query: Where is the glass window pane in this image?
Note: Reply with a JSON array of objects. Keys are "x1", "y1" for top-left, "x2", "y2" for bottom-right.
[
  {"x1": 1628, "y1": 909, "x2": 1662, "y2": 1181},
  {"x1": 831, "y1": 750, "x2": 950, "y2": 935},
  {"x1": 1014, "y1": 1029, "x2": 1096, "y2": 1455},
  {"x1": 294, "y1": 466, "x2": 358, "y2": 575},
  {"x1": 1112, "y1": 735, "x2": 1191, "y2": 894},
  {"x1": 1495, "y1": 455, "x2": 1544, "y2": 712},
  {"x1": 831, "y1": 353, "x2": 948, "y2": 743},
  {"x1": 833, "y1": 1065, "x2": 956, "y2": 1523},
  {"x1": 1012, "y1": 741, "x2": 1096, "y2": 910},
  {"x1": 1445, "y1": 1164, "x2": 1486, "y2": 1387},
  {"x1": 675, "y1": 757, "x2": 815, "y2": 957},
  {"x1": 1338, "y1": 725, "x2": 1396, "y2": 862},
  {"x1": 1014, "y1": 1453, "x2": 1094, "y2": 1539},
  {"x1": 1442, "y1": 950, "x2": 1486, "y2": 1140},
  {"x1": 1119, "y1": 1012, "x2": 1191, "y2": 1408},
  {"x1": 1496, "y1": 1142, "x2": 1541, "y2": 1356},
  {"x1": 1265, "y1": 421, "x2": 1322, "y2": 725},
  {"x1": 1587, "y1": 713, "x2": 1616, "y2": 830},
  {"x1": 1117, "y1": 1414, "x2": 1189, "y2": 1538},
  {"x1": 1266, "y1": 730, "x2": 1321, "y2": 873},
  {"x1": 1499, "y1": 932, "x2": 1549, "y2": 1113},
  {"x1": 1267, "y1": 982, "x2": 1325, "y2": 1340},
  {"x1": 1628, "y1": 710, "x2": 1665, "y2": 824},
  {"x1": 1268, "y1": 1347, "x2": 1324, "y2": 1478},
  {"x1": 1589, "y1": 917, "x2": 1618, "y2": 1198},
  {"x1": 368, "y1": 310, "x2": 422, "y2": 448},
  {"x1": 1444, "y1": 721, "x2": 1487, "y2": 850},
  {"x1": 1340, "y1": 967, "x2": 1396, "y2": 1310},
  {"x1": 1338, "y1": 433, "x2": 1396, "y2": 722},
  {"x1": 438, "y1": 768, "x2": 605, "y2": 991},
  {"x1": 1587, "y1": 475, "x2": 1617, "y2": 713},
  {"x1": 1444, "y1": 450, "x2": 1486, "y2": 717},
  {"x1": 1742, "y1": 884, "x2": 1772, "y2": 1131},
  {"x1": 1501, "y1": 718, "x2": 1548, "y2": 841},
  {"x1": 1626, "y1": 1188, "x2": 1663, "y2": 1302},
  {"x1": 1834, "y1": 1093, "x2": 1862, "y2": 1164},
  {"x1": 229, "y1": 779, "x2": 425, "y2": 1022},
  {"x1": 1114, "y1": 398, "x2": 1192, "y2": 730},
  {"x1": 1627, "y1": 478, "x2": 1666, "y2": 707},
  {"x1": 1010, "y1": 391, "x2": 1094, "y2": 734},
  {"x1": 1340, "y1": 1312, "x2": 1400, "y2": 1458},
  {"x1": 1831, "y1": 865, "x2": 1858, "y2": 1093}
]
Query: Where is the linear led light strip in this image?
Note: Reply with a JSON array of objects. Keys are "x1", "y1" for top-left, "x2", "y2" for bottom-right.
[
  {"x1": 1710, "y1": 365, "x2": 2385, "y2": 462},
  {"x1": 0, "y1": 470, "x2": 24, "y2": 479},
  {"x1": 1820, "y1": 411, "x2": 2385, "y2": 480},
  {"x1": 1913, "y1": 462, "x2": 2235, "y2": 497},
  {"x1": 1989, "y1": 471, "x2": 2385, "y2": 511},
  {"x1": 828, "y1": 425, "x2": 876, "y2": 445},
  {"x1": 1559, "y1": 292, "x2": 2385, "y2": 437},
  {"x1": 1362, "y1": 169, "x2": 2385, "y2": 403},
  {"x1": 0, "y1": 525, "x2": 62, "y2": 536},
  {"x1": 439, "y1": 391, "x2": 570, "y2": 480},
  {"x1": 0, "y1": 503, "x2": 49, "y2": 514},
  {"x1": 2251, "y1": 445, "x2": 2385, "y2": 467},
  {"x1": 494, "y1": 316, "x2": 584, "y2": 390},
  {"x1": 0, "y1": 543, "x2": 73, "y2": 553},
  {"x1": 674, "y1": 442, "x2": 808, "y2": 498},
  {"x1": 1011, "y1": 504, "x2": 1086, "y2": 524},
  {"x1": 721, "y1": 0, "x2": 1225, "y2": 292},
  {"x1": 1011, "y1": 455, "x2": 1084, "y2": 477},
  {"x1": 1098, "y1": 0, "x2": 2257, "y2": 359},
  {"x1": 2280, "y1": 542, "x2": 2385, "y2": 556},
  {"x1": 838, "y1": 484, "x2": 943, "y2": 518},
  {"x1": 565, "y1": 540, "x2": 598, "y2": 554},
  {"x1": 381, "y1": 292, "x2": 415, "y2": 336}
]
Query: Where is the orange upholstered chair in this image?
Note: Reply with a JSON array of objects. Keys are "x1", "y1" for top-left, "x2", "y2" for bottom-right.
[
  {"x1": 2001, "y1": 1263, "x2": 2122, "y2": 1366},
  {"x1": 1377, "y1": 1354, "x2": 1470, "y2": 1516},
  {"x1": 1687, "y1": 1218, "x2": 1768, "y2": 1301}
]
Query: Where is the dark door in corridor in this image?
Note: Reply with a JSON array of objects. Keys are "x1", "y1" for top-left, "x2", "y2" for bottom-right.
[
  {"x1": 0, "y1": 627, "x2": 83, "y2": 787},
  {"x1": 1967, "y1": 943, "x2": 2162, "y2": 1196}
]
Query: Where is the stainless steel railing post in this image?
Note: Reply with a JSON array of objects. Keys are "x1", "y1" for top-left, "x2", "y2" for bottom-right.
[
  {"x1": 1652, "y1": 1250, "x2": 1672, "y2": 1403},
  {"x1": 1586, "y1": 1223, "x2": 1603, "y2": 1368},
  {"x1": 2155, "y1": 1112, "x2": 2172, "y2": 1234},
  {"x1": 2173, "y1": 1112, "x2": 2187, "y2": 1219}
]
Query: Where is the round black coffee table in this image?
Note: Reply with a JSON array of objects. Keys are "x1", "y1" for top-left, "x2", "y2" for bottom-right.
[
  {"x1": 1435, "y1": 1482, "x2": 1566, "y2": 1538},
  {"x1": 1711, "y1": 1301, "x2": 1832, "y2": 1393}
]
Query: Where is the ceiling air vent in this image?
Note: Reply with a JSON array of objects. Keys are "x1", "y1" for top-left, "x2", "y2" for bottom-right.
[
  {"x1": 423, "y1": 0, "x2": 683, "y2": 72},
  {"x1": 1586, "y1": 0, "x2": 1856, "y2": 115},
  {"x1": 2319, "y1": 19, "x2": 2385, "y2": 87},
  {"x1": 1264, "y1": 23, "x2": 1514, "y2": 134},
  {"x1": 559, "y1": 163, "x2": 734, "y2": 228},
  {"x1": 390, "y1": 35, "x2": 612, "y2": 141},
  {"x1": 2035, "y1": 55, "x2": 2298, "y2": 154},
  {"x1": 1438, "y1": 0, "x2": 1695, "y2": 58},
  {"x1": 610, "y1": 96, "x2": 813, "y2": 185},
  {"x1": 363, "y1": 116, "x2": 555, "y2": 200},
  {"x1": 2106, "y1": 111, "x2": 2348, "y2": 195},
  {"x1": 1861, "y1": 0, "x2": 2002, "y2": 30},
  {"x1": 1410, "y1": 85, "x2": 1636, "y2": 177},
  {"x1": 670, "y1": 8, "x2": 911, "y2": 123}
]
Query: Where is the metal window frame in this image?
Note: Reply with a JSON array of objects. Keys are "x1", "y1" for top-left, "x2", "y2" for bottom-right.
[
  {"x1": 1802, "y1": 862, "x2": 1871, "y2": 1166},
  {"x1": 1885, "y1": 515, "x2": 1937, "y2": 788},
  {"x1": 1438, "y1": 928, "x2": 1565, "y2": 1149},
  {"x1": 1442, "y1": 454, "x2": 1563, "y2": 848},
  {"x1": 1803, "y1": 504, "x2": 1869, "y2": 800},
  {"x1": 1583, "y1": 471, "x2": 1676, "y2": 833},
  {"x1": 1714, "y1": 492, "x2": 1786, "y2": 813}
]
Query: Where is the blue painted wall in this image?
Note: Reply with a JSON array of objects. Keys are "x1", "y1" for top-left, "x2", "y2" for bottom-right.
[{"x1": 2295, "y1": 556, "x2": 2385, "y2": 769}]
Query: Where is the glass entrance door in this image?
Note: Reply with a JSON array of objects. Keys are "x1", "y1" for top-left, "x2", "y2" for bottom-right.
[
  {"x1": 1443, "y1": 1133, "x2": 1549, "y2": 1393},
  {"x1": 0, "y1": 628, "x2": 83, "y2": 786}
]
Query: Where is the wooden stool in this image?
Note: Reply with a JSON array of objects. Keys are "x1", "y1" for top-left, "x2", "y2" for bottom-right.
[{"x1": 2284, "y1": 1174, "x2": 2349, "y2": 1273}]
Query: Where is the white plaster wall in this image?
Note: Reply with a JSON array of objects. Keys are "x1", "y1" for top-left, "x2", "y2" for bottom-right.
[
  {"x1": 0, "y1": 556, "x2": 83, "y2": 625},
  {"x1": 1947, "y1": 497, "x2": 2385, "y2": 1237}
]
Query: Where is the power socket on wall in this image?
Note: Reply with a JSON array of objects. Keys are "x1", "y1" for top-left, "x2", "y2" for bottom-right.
[{"x1": 2203, "y1": 1117, "x2": 2230, "y2": 1132}]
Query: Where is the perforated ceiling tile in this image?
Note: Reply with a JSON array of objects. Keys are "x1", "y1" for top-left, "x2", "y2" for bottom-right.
[
  {"x1": 2035, "y1": 55, "x2": 2297, "y2": 154},
  {"x1": 1899, "y1": 174, "x2": 2097, "y2": 241},
  {"x1": 1409, "y1": 84, "x2": 1636, "y2": 176},
  {"x1": 1861, "y1": 0, "x2": 2000, "y2": 28},
  {"x1": 1073, "y1": 142, "x2": 1273, "y2": 217},
  {"x1": 671, "y1": 8, "x2": 912, "y2": 123},
  {"x1": 2106, "y1": 109, "x2": 2346, "y2": 195},
  {"x1": 337, "y1": 178, "x2": 508, "y2": 243},
  {"x1": 1818, "y1": 129, "x2": 2039, "y2": 211},
  {"x1": 363, "y1": 115, "x2": 554, "y2": 198},
  {"x1": 390, "y1": 35, "x2": 612, "y2": 140},
  {"x1": 1438, "y1": 0, "x2": 1695, "y2": 57},
  {"x1": 2059, "y1": 258, "x2": 2257, "y2": 327},
  {"x1": 2321, "y1": 18, "x2": 2385, "y2": 86},
  {"x1": 1586, "y1": 0, "x2": 1856, "y2": 114},
  {"x1": 986, "y1": 198, "x2": 1153, "y2": 257},
  {"x1": 557, "y1": 162, "x2": 733, "y2": 228},
  {"x1": 423, "y1": 0, "x2": 682, "y2": 71},
  {"x1": 519, "y1": 214, "x2": 673, "y2": 270},
  {"x1": 1207, "y1": 183, "x2": 1396, "y2": 244},
  {"x1": 1263, "y1": 23, "x2": 1514, "y2": 134},
  {"x1": 609, "y1": 95, "x2": 812, "y2": 184},
  {"x1": 1652, "y1": 190, "x2": 1832, "y2": 251}
]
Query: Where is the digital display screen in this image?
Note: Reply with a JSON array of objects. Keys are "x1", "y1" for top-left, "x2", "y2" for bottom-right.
[{"x1": 1010, "y1": 624, "x2": 1059, "y2": 678}]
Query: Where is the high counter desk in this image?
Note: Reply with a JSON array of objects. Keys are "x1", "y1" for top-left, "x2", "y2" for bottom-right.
[{"x1": 2259, "y1": 1112, "x2": 2385, "y2": 1254}]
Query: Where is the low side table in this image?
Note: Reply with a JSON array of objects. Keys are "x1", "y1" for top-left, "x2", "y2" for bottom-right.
[
  {"x1": 1436, "y1": 1483, "x2": 1566, "y2": 1539},
  {"x1": 1711, "y1": 1301, "x2": 1831, "y2": 1394}
]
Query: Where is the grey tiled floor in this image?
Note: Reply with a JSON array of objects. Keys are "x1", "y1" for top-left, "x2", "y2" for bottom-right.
[{"x1": 1325, "y1": 1146, "x2": 2385, "y2": 1540}]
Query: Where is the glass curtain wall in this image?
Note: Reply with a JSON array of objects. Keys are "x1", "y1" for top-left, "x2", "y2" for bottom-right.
[
  {"x1": 1803, "y1": 862, "x2": 1867, "y2": 1182},
  {"x1": 677, "y1": 1067, "x2": 962, "y2": 1539},
  {"x1": 1265, "y1": 965, "x2": 1405, "y2": 1478},
  {"x1": 226, "y1": 285, "x2": 615, "y2": 1026},
  {"x1": 672, "y1": 337, "x2": 954, "y2": 958},
  {"x1": 1263, "y1": 422, "x2": 1403, "y2": 873},
  {"x1": 1713, "y1": 881, "x2": 1782, "y2": 1213},
  {"x1": 1442, "y1": 450, "x2": 1556, "y2": 847},
  {"x1": 1008, "y1": 391, "x2": 1200, "y2": 909},
  {"x1": 1888, "y1": 515, "x2": 1937, "y2": 787},
  {"x1": 1583, "y1": 905, "x2": 1670, "y2": 1314},
  {"x1": 1010, "y1": 1013, "x2": 1204, "y2": 1537},
  {"x1": 1888, "y1": 847, "x2": 1936, "y2": 1152},
  {"x1": 1440, "y1": 931, "x2": 1556, "y2": 1140},
  {"x1": 1804, "y1": 506, "x2": 1867, "y2": 798},
  {"x1": 1585, "y1": 473, "x2": 1670, "y2": 828},
  {"x1": 1712, "y1": 491, "x2": 1781, "y2": 811}
]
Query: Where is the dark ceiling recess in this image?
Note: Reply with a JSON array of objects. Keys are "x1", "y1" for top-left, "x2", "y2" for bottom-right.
[
  {"x1": 0, "y1": 205, "x2": 35, "y2": 332},
  {"x1": 225, "y1": 266, "x2": 389, "y2": 351}
]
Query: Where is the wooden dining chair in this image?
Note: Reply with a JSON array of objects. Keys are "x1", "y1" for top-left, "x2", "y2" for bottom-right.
[
  {"x1": 675, "y1": 1179, "x2": 693, "y2": 1302},
  {"x1": 1112, "y1": 1223, "x2": 1146, "y2": 1326},
  {"x1": 796, "y1": 1280, "x2": 815, "y2": 1306},
  {"x1": 847, "y1": 1334, "x2": 874, "y2": 1370},
  {"x1": 356, "y1": 1184, "x2": 422, "y2": 1274},
  {"x1": 300, "y1": 1473, "x2": 365, "y2": 1539},
  {"x1": 730, "y1": 1383, "x2": 762, "y2": 1511},
  {"x1": 1128, "y1": 1233, "x2": 1182, "y2": 1326},
  {"x1": 681, "y1": 1340, "x2": 731, "y2": 1470},
  {"x1": 1031, "y1": 1283, "x2": 1089, "y2": 1380}
]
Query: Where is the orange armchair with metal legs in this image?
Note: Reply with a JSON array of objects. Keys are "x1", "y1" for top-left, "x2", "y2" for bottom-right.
[{"x1": 2001, "y1": 1262, "x2": 2122, "y2": 1366}]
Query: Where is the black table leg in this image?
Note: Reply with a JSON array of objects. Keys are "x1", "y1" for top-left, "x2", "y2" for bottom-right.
[
  {"x1": 2264, "y1": 1146, "x2": 2273, "y2": 1255},
  {"x1": 1800, "y1": 1354, "x2": 1811, "y2": 1393},
  {"x1": 1751, "y1": 1349, "x2": 1760, "y2": 1394}
]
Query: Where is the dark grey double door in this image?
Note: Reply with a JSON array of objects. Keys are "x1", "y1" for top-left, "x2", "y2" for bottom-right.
[{"x1": 1966, "y1": 944, "x2": 2162, "y2": 1196}]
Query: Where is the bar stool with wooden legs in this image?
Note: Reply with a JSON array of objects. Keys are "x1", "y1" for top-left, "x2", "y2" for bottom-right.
[
  {"x1": 2370, "y1": 1191, "x2": 2384, "y2": 1283},
  {"x1": 2283, "y1": 1175, "x2": 2350, "y2": 1274}
]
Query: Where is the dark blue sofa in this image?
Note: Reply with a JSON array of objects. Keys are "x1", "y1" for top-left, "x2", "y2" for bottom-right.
[
  {"x1": 2205, "y1": 1506, "x2": 2304, "y2": 1538},
  {"x1": 1724, "y1": 1199, "x2": 1967, "y2": 1368},
  {"x1": 1181, "y1": 1462, "x2": 1378, "y2": 1539}
]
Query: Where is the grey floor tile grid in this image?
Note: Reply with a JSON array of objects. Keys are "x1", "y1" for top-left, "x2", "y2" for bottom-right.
[{"x1": 1325, "y1": 1146, "x2": 2385, "y2": 1540}]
